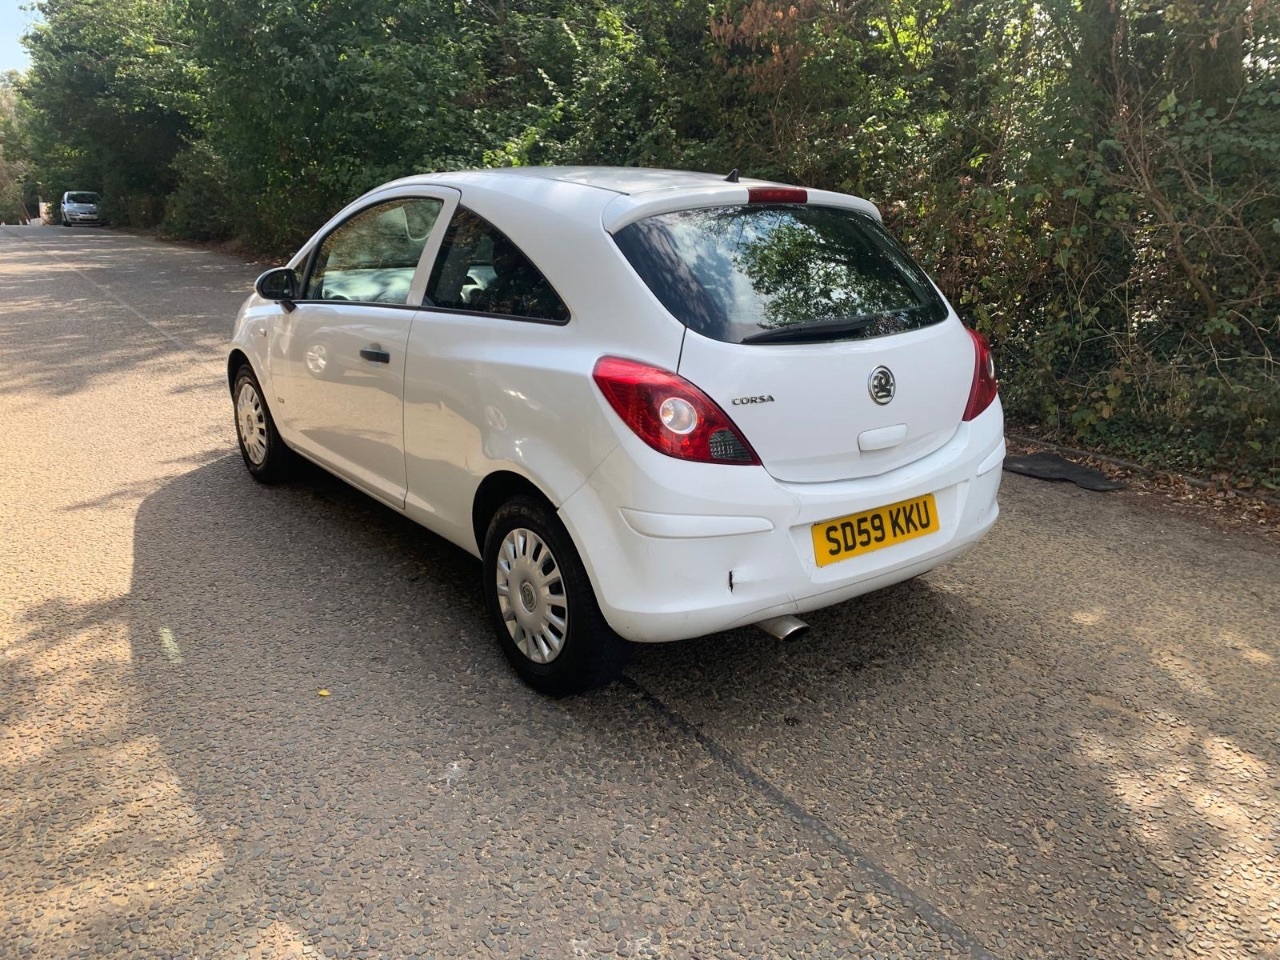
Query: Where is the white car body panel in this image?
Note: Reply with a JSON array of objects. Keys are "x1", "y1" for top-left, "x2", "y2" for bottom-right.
[
  {"x1": 401, "y1": 312, "x2": 679, "y2": 553},
  {"x1": 240, "y1": 186, "x2": 462, "y2": 507},
  {"x1": 435, "y1": 178, "x2": 689, "y2": 357},
  {"x1": 228, "y1": 166, "x2": 1004, "y2": 645},
  {"x1": 601, "y1": 184, "x2": 882, "y2": 232},
  {"x1": 270, "y1": 301, "x2": 415, "y2": 506},
  {"x1": 558, "y1": 401, "x2": 1004, "y2": 642},
  {"x1": 676, "y1": 320, "x2": 975, "y2": 483}
]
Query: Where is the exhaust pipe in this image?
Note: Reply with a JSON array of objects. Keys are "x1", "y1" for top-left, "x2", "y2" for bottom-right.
[{"x1": 755, "y1": 615, "x2": 810, "y2": 643}]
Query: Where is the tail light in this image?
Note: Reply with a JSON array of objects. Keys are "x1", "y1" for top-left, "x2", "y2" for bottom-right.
[
  {"x1": 962, "y1": 328, "x2": 999, "y2": 421},
  {"x1": 592, "y1": 356, "x2": 761, "y2": 465}
]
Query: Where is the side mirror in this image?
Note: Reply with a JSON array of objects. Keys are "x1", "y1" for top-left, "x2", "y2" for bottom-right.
[{"x1": 255, "y1": 267, "x2": 298, "y2": 305}]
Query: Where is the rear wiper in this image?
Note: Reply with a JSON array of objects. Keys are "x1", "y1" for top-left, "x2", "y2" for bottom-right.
[{"x1": 741, "y1": 315, "x2": 878, "y2": 344}]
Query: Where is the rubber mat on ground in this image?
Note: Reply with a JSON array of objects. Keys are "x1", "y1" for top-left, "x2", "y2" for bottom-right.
[{"x1": 1002, "y1": 452, "x2": 1127, "y2": 492}]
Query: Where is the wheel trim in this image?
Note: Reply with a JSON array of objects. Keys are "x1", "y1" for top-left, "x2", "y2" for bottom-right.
[
  {"x1": 495, "y1": 527, "x2": 568, "y2": 664},
  {"x1": 236, "y1": 381, "x2": 269, "y2": 465}
]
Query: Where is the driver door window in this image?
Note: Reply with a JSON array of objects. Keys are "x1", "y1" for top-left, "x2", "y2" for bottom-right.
[{"x1": 304, "y1": 198, "x2": 443, "y2": 304}]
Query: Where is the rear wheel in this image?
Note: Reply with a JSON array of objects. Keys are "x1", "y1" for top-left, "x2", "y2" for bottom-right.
[
  {"x1": 483, "y1": 496, "x2": 629, "y2": 696},
  {"x1": 233, "y1": 364, "x2": 294, "y2": 483}
]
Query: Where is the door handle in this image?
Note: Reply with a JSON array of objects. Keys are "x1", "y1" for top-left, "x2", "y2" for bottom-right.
[{"x1": 360, "y1": 346, "x2": 391, "y2": 364}]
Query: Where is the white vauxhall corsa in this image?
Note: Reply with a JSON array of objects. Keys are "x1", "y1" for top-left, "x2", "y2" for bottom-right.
[{"x1": 228, "y1": 167, "x2": 1004, "y2": 695}]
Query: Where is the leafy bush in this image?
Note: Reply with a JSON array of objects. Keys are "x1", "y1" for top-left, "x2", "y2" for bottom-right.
[
  {"x1": 13, "y1": 0, "x2": 1279, "y2": 485},
  {"x1": 161, "y1": 142, "x2": 235, "y2": 242}
]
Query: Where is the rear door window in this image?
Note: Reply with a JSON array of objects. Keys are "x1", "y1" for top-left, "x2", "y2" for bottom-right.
[
  {"x1": 612, "y1": 205, "x2": 947, "y2": 344},
  {"x1": 424, "y1": 208, "x2": 569, "y2": 323}
]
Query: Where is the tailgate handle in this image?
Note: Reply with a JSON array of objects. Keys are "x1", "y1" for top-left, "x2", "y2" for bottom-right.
[{"x1": 858, "y1": 423, "x2": 908, "y2": 451}]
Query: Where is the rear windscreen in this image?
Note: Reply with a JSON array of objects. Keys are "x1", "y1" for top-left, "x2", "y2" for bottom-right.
[{"x1": 612, "y1": 205, "x2": 948, "y2": 345}]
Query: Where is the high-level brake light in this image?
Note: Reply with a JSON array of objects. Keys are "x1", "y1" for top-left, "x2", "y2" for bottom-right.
[{"x1": 747, "y1": 187, "x2": 808, "y2": 204}]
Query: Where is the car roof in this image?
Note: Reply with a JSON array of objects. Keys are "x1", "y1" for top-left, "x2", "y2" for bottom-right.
[
  {"x1": 376, "y1": 166, "x2": 880, "y2": 233},
  {"x1": 391, "y1": 166, "x2": 767, "y2": 196}
]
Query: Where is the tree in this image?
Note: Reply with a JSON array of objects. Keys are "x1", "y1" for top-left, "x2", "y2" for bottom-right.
[
  {"x1": 0, "y1": 71, "x2": 34, "y2": 222},
  {"x1": 19, "y1": 0, "x2": 198, "y2": 225},
  {"x1": 10, "y1": 0, "x2": 1277, "y2": 481},
  {"x1": 180, "y1": 0, "x2": 481, "y2": 248}
]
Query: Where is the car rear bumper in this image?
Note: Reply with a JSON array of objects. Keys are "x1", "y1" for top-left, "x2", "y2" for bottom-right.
[{"x1": 558, "y1": 400, "x2": 1005, "y2": 642}]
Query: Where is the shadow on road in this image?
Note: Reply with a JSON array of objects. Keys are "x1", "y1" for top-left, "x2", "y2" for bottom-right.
[
  {"x1": 0, "y1": 227, "x2": 260, "y2": 400},
  {"x1": 6, "y1": 458, "x2": 1277, "y2": 958}
]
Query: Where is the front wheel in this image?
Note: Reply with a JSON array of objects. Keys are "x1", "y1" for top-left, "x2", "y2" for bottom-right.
[
  {"x1": 483, "y1": 497, "x2": 629, "y2": 696},
  {"x1": 233, "y1": 364, "x2": 294, "y2": 483}
]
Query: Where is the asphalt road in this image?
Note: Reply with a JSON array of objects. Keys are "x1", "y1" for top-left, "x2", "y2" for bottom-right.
[{"x1": 2, "y1": 224, "x2": 1277, "y2": 960}]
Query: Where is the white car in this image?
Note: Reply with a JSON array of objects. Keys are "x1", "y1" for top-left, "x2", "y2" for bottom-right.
[
  {"x1": 61, "y1": 191, "x2": 103, "y2": 226},
  {"x1": 228, "y1": 167, "x2": 1003, "y2": 694}
]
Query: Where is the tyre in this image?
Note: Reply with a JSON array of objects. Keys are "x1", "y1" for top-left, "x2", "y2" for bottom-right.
[
  {"x1": 233, "y1": 364, "x2": 294, "y2": 483},
  {"x1": 483, "y1": 496, "x2": 630, "y2": 696}
]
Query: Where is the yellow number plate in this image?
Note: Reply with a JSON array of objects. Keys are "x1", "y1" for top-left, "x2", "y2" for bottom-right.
[{"x1": 811, "y1": 493, "x2": 940, "y2": 568}]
